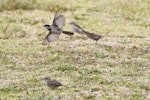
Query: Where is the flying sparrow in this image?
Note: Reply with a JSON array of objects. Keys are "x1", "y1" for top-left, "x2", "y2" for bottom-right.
[
  {"x1": 42, "y1": 12, "x2": 74, "y2": 45},
  {"x1": 70, "y1": 21, "x2": 103, "y2": 43}
]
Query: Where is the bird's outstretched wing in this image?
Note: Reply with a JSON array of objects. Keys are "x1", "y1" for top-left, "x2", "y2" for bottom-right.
[
  {"x1": 53, "y1": 12, "x2": 65, "y2": 28},
  {"x1": 42, "y1": 32, "x2": 60, "y2": 45},
  {"x1": 70, "y1": 22, "x2": 85, "y2": 34}
]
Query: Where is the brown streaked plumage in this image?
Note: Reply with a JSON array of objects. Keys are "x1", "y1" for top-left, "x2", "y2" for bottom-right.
[
  {"x1": 84, "y1": 31, "x2": 104, "y2": 44},
  {"x1": 42, "y1": 77, "x2": 63, "y2": 89}
]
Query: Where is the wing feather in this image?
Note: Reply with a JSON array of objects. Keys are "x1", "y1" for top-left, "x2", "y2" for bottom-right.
[
  {"x1": 42, "y1": 32, "x2": 60, "y2": 45},
  {"x1": 53, "y1": 12, "x2": 65, "y2": 28}
]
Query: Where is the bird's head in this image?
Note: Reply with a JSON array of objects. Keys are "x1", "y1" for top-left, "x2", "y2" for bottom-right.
[{"x1": 43, "y1": 24, "x2": 51, "y2": 30}]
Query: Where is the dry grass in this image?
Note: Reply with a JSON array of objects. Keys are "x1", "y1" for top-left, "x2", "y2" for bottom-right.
[{"x1": 0, "y1": 0, "x2": 150, "y2": 99}]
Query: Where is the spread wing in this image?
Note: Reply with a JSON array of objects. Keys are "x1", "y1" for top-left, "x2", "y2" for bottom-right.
[
  {"x1": 74, "y1": 24, "x2": 84, "y2": 34},
  {"x1": 42, "y1": 32, "x2": 60, "y2": 45},
  {"x1": 73, "y1": 22, "x2": 83, "y2": 30},
  {"x1": 53, "y1": 12, "x2": 65, "y2": 28},
  {"x1": 70, "y1": 22, "x2": 85, "y2": 34}
]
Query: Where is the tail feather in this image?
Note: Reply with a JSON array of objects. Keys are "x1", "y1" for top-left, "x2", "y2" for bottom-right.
[{"x1": 62, "y1": 30, "x2": 74, "y2": 35}]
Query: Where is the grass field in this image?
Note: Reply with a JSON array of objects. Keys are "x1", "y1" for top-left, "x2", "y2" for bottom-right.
[{"x1": 0, "y1": 0, "x2": 150, "y2": 99}]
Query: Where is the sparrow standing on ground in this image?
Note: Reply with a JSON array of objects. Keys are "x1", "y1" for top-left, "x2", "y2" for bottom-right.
[
  {"x1": 42, "y1": 77, "x2": 67, "y2": 89},
  {"x1": 70, "y1": 21, "x2": 103, "y2": 44},
  {"x1": 42, "y1": 12, "x2": 74, "y2": 45}
]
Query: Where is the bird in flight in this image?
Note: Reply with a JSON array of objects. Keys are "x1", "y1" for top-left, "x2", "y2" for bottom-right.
[
  {"x1": 42, "y1": 12, "x2": 74, "y2": 45},
  {"x1": 70, "y1": 21, "x2": 103, "y2": 44}
]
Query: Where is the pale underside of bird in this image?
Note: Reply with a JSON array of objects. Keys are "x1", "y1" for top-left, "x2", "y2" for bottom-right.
[
  {"x1": 42, "y1": 12, "x2": 74, "y2": 45},
  {"x1": 70, "y1": 21, "x2": 104, "y2": 43}
]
